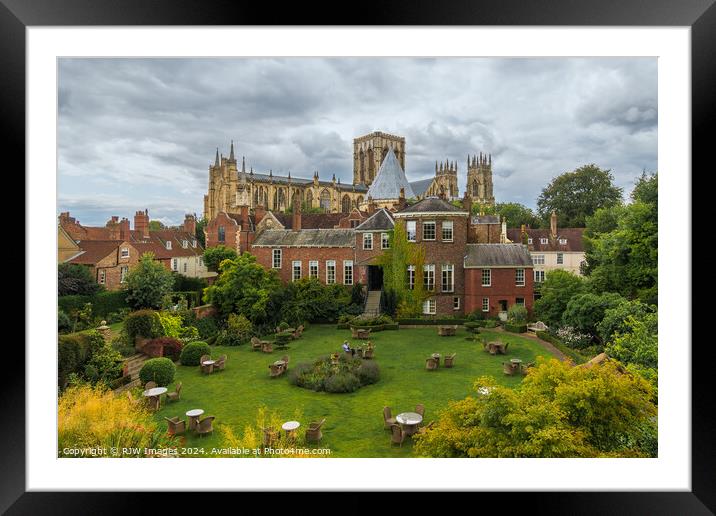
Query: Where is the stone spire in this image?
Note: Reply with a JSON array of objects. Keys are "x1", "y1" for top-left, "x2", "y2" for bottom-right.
[
  {"x1": 241, "y1": 155, "x2": 245, "y2": 172},
  {"x1": 214, "y1": 148, "x2": 219, "y2": 167},
  {"x1": 229, "y1": 140, "x2": 235, "y2": 161}
]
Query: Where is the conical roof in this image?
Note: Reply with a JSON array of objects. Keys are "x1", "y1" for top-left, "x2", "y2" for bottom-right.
[{"x1": 367, "y1": 150, "x2": 416, "y2": 200}]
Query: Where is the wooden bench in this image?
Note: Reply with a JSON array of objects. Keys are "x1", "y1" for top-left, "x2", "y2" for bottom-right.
[{"x1": 438, "y1": 325, "x2": 458, "y2": 336}]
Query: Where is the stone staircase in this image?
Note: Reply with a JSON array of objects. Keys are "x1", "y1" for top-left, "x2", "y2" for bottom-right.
[
  {"x1": 363, "y1": 290, "x2": 382, "y2": 317},
  {"x1": 114, "y1": 352, "x2": 149, "y2": 392}
]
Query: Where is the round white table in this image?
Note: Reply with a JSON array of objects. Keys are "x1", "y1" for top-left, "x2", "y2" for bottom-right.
[
  {"x1": 396, "y1": 412, "x2": 423, "y2": 436},
  {"x1": 282, "y1": 420, "x2": 300, "y2": 438},
  {"x1": 143, "y1": 387, "x2": 168, "y2": 397},
  {"x1": 186, "y1": 409, "x2": 204, "y2": 430}
]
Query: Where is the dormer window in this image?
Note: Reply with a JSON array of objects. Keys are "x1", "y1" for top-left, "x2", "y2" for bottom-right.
[
  {"x1": 559, "y1": 238, "x2": 567, "y2": 245},
  {"x1": 539, "y1": 238, "x2": 548, "y2": 245},
  {"x1": 166, "y1": 241, "x2": 172, "y2": 250},
  {"x1": 192, "y1": 240, "x2": 197, "y2": 248},
  {"x1": 527, "y1": 238, "x2": 533, "y2": 244},
  {"x1": 182, "y1": 240, "x2": 188, "y2": 248}
]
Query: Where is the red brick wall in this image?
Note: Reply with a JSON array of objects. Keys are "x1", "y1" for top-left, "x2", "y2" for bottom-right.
[
  {"x1": 251, "y1": 246, "x2": 355, "y2": 285},
  {"x1": 464, "y1": 267, "x2": 534, "y2": 317},
  {"x1": 205, "y1": 212, "x2": 240, "y2": 250},
  {"x1": 94, "y1": 242, "x2": 140, "y2": 291}
]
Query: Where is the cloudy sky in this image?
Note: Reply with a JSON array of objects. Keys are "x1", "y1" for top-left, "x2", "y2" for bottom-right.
[{"x1": 58, "y1": 57, "x2": 657, "y2": 226}]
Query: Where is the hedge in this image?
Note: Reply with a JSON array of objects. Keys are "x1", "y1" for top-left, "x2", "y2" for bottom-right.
[
  {"x1": 58, "y1": 330, "x2": 105, "y2": 389},
  {"x1": 536, "y1": 330, "x2": 589, "y2": 364},
  {"x1": 396, "y1": 318, "x2": 468, "y2": 325},
  {"x1": 58, "y1": 290, "x2": 129, "y2": 319},
  {"x1": 504, "y1": 323, "x2": 528, "y2": 333},
  {"x1": 347, "y1": 323, "x2": 399, "y2": 332}
]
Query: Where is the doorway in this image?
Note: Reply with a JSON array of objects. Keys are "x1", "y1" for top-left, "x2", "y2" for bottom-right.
[
  {"x1": 498, "y1": 300, "x2": 508, "y2": 321},
  {"x1": 367, "y1": 265, "x2": 384, "y2": 291}
]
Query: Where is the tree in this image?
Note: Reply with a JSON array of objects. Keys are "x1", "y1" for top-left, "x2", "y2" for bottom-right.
[
  {"x1": 597, "y1": 299, "x2": 655, "y2": 344},
  {"x1": 537, "y1": 164, "x2": 623, "y2": 227},
  {"x1": 195, "y1": 216, "x2": 208, "y2": 248},
  {"x1": 148, "y1": 220, "x2": 166, "y2": 231},
  {"x1": 203, "y1": 245, "x2": 238, "y2": 272},
  {"x1": 495, "y1": 202, "x2": 540, "y2": 228},
  {"x1": 631, "y1": 171, "x2": 658, "y2": 205},
  {"x1": 470, "y1": 202, "x2": 497, "y2": 216},
  {"x1": 605, "y1": 313, "x2": 658, "y2": 370},
  {"x1": 533, "y1": 270, "x2": 586, "y2": 327},
  {"x1": 203, "y1": 252, "x2": 281, "y2": 323},
  {"x1": 58, "y1": 263, "x2": 104, "y2": 296},
  {"x1": 123, "y1": 253, "x2": 175, "y2": 310},
  {"x1": 561, "y1": 292, "x2": 625, "y2": 343},
  {"x1": 413, "y1": 358, "x2": 656, "y2": 458}
]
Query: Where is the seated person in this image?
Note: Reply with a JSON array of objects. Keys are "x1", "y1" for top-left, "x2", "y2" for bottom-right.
[{"x1": 342, "y1": 340, "x2": 355, "y2": 356}]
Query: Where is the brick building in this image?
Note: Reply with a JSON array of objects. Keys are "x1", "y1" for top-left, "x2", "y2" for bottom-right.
[{"x1": 66, "y1": 240, "x2": 140, "y2": 290}]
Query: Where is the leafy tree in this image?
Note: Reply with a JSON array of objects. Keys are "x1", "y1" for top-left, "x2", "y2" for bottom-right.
[
  {"x1": 537, "y1": 164, "x2": 623, "y2": 227},
  {"x1": 597, "y1": 299, "x2": 655, "y2": 344},
  {"x1": 495, "y1": 202, "x2": 540, "y2": 228},
  {"x1": 148, "y1": 220, "x2": 166, "y2": 231},
  {"x1": 470, "y1": 203, "x2": 497, "y2": 216},
  {"x1": 203, "y1": 245, "x2": 238, "y2": 273},
  {"x1": 195, "y1": 217, "x2": 208, "y2": 248},
  {"x1": 123, "y1": 253, "x2": 175, "y2": 310},
  {"x1": 606, "y1": 313, "x2": 658, "y2": 370},
  {"x1": 278, "y1": 278, "x2": 352, "y2": 325},
  {"x1": 562, "y1": 292, "x2": 625, "y2": 343},
  {"x1": 173, "y1": 273, "x2": 208, "y2": 292},
  {"x1": 203, "y1": 252, "x2": 281, "y2": 323},
  {"x1": 631, "y1": 171, "x2": 658, "y2": 205},
  {"x1": 58, "y1": 263, "x2": 104, "y2": 296},
  {"x1": 413, "y1": 358, "x2": 656, "y2": 458},
  {"x1": 533, "y1": 270, "x2": 586, "y2": 327}
]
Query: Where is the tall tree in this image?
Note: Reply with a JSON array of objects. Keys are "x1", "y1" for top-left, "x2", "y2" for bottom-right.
[
  {"x1": 123, "y1": 253, "x2": 175, "y2": 309},
  {"x1": 58, "y1": 263, "x2": 104, "y2": 296},
  {"x1": 533, "y1": 270, "x2": 586, "y2": 327},
  {"x1": 494, "y1": 202, "x2": 540, "y2": 228},
  {"x1": 203, "y1": 245, "x2": 238, "y2": 273},
  {"x1": 195, "y1": 216, "x2": 208, "y2": 248},
  {"x1": 148, "y1": 220, "x2": 166, "y2": 231},
  {"x1": 537, "y1": 164, "x2": 623, "y2": 227}
]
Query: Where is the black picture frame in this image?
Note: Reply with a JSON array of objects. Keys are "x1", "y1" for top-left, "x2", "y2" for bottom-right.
[{"x1": 5, "y1": 0, "x2": 709, "y2": 512}]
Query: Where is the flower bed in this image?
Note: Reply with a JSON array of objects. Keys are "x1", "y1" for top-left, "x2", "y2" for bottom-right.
[{"x1": 288, "y1": 354, "x2": 380, "y2": 393}]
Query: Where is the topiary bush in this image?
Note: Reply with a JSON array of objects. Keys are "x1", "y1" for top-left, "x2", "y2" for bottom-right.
[
  {"x1": 124, "y1": 310, "x2": 162, "y2": 343},
  {"x1": 278, "y1": 321, "x2": 290, "y2": 331},
  {"x1": 139, "y1": 357, "x2": 176, "y2": 387},
  {"x1": 504, "y1": 322, "x2": 528, "y2": 333},
  {"x1": 179, "y1": 341, "x2": 211, "y2": 366}
]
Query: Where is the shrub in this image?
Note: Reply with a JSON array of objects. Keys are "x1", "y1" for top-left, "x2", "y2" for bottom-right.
[
  {"x1": 124, "y1": 310, "x2": 162, "y2": 343},
  {"x1": 504, "y1": 323, "x2": 527, "y2": 333},
  {"x1": 482, "y1": 320, "x2": 499, "y2": 328},
  {"x1": 111, "y1": 334, "x2": 136, "y2": 358},
  {"x1": 83, "y1": 344, "x2": 124, "y2": 386},
  {"x1": 555, "y1": 326, "x2": 593, "y2": 350},
  {"x1": 324, "y1": 372, "x2": 361, "y2": 393},
  {"x1": 124, "y1": 253, "x2": 175, "y2": 309},
  {"x1": 58, "y1": 310, "x2": 72, "y2": 333},
  {"x1": 507, "y1": 305, "x2": 528, "y2": 324},
  {"x1": 58, "y1": 291, "x2": 129, "y2": 321},
  {"x1": 143, "y1": 337, "x2": 183, "y2": 361},
  {"x1": 466, "y1": 309, "x2": 485, "y2": 321},
  {"x1": 58, "y1": 263, "x2": 103, "y2": 296},
  {"x1": 338, "y1": 314, "x2": 356, "y2": 325},
  {"x1": 278, "y1": 321, "x2": 290, "y2": 331},
  {"x1": 105, "y1": 308, "x2": 131, "y2": 325},
  {"x1": 562, "y1": 292, "x2": 625, "y2": 342},
  {"x1": 290, "y1": 354, "x2": 379, "y2": 393},
  {"x1": 58, "y1": 330, "x2": 106, "y2": 389},
  {"x1": 597, "y1": 300, "x2": 655, "y2": 345},
  {"x1": 193, "y1": 315, "x2": 219, "y2": 339},
  {"x1": 356, "y1": 360, "x2": 380, "y2": 385},
  {"x1": 139, "y1": 357, "x2": 176, "y2": 386},
  {"x1": 463, "y1": 321, "x2": 481, "y2": 333},
  {"x1": 179, "y1": 325, "x2": 200, "y2": 341},
  {"x1": 156, "y1": 311, "x2": 184, "y2": 338},
  {"x1": 215, "y1": 330, "x2": 244, "y2": 347},
  {"x1": 180, "y1": 341, "x2": 211, "y2": 366},
  {"x1": 227, "y1": 313, "x2": 253, "y2": 341}
]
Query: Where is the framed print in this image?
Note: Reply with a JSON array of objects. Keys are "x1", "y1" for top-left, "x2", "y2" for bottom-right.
[{"x1": 5, "y1": 0, "x2": 712, "y2": 512}]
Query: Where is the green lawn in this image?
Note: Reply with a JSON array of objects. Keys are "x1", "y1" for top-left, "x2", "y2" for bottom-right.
[{"x1": 151, "y1": 325, "x2": 559, "y2": 457}]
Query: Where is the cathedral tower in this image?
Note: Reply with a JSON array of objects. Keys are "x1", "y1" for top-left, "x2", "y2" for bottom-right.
[
  {"x1": 466, "y1": 152, "x2": 495, "y2": 207},
  {"x1": 353, "y1": 131, "x2": 406, "y2": 187}
]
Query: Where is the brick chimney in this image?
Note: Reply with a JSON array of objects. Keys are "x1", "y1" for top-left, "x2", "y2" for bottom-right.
[
  {"x1": 241, "y1": 205, "x2": 250, "y2": 230},
  {"x1": 106, "y1": 216, "x2": 120, "y2": 240},
  {"x1": 254, "y1": 205, "x2": 266, "y2": 224},
  {"x1": 183, "y1": 214, "x2": 196, "y2": 235},
  {"x1": 462, "y1": 193, "x2": 472, "y2": 213},
  {"x1": 119, "y1": 217, "x2": 130, "y2": 240},
  {"x1": 292, "y1": 196, "x2": 302, "y2": 231},
  {"x1": 367, "y1": 195, "x2": 376, "y2": 215},
  {"x1": 134, "y1": 209, "x2": 150, "y2": 240},
  {"x1": 550, "y1": 210, "x2": 558, "y2": 240},
  {"x1": 398, "y1": 188, "x2": 407, "y2": 210}
]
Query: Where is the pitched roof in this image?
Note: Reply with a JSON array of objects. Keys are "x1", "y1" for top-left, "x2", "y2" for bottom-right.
[
  {"x1": 246, "y1": 172, "x2": 369, "y2": 192},
  {"x1": 354, "y1": 208, "x2": 394, "y2": 231},
  {"x1": 252, "y1": 229, "x2": 355, "y2": 248},
  {"x1": 366, "y1": 151, "x2": 416, "y2": 200},
  {"x1": 506, "y1": 228, "x2": 585, "y2": 252},
  {"x1": 394, "y1": 196, "x2": 468, "y2": 216},
  {"x1": 409, "y1": 178, "x2": 435, "y2": 198},
  {"x1": 68, "y1": 240, "x2": 124, "y2": 265},
  {"x1": 464, "y1": 244, "x2": 533, "y2": 268},
  {"x1": 273, "y1": 212, "x2": 348, "y2": 230}
]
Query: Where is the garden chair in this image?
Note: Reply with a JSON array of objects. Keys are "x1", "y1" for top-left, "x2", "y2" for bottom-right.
[
  {"x1": 196, "y1": 416, "x2": 215, "y2": 437},
  {"x1": 425, "y1": 357, "x2": 438, "y2": 371},
  {"x1": 262, "y1": 426, "x2": 278, "y2": 446},
  {"x1": 383, "y1": 406, "x2": 397, "y2": 429},
  {"x1": 362, "y1": 347, "x2": 374, "y2": 359},
  {"x1": 269, "y1": 363, "x2": 284, "y2": 378},
  {"x1": 166, "y1": 382, "x2": 182, "y2": 402},
  {"x1": 144, "y1": 381, "x2": 157, "y2": 391},
  {"x1": 444, "y1": 353, "x2": 456, "y2": 368},
  {"x1": 261, "y1": 341, "x2": 274, "y2": 353},
  {"x1": 351, "y1": 327, "x2": 360, "y2": 338},
  {"x1": 415, "y1": 404, "x2": 425, "y2": 419},
  {"x1": 147, "y1": 395, "x2": 161, "y2": 411},
  {"x1": 251, "y1": 337, "x2": 262, "y2": 351},
  {"x1": 503, "y1": 362, "x2": 516, "y2": 376},
  {"x1": 164, "y1": 416, "x2": 186, "y2": 435},
  {"x1": 292, "y1": 325, "x2": 304, "y2": 339},
  {"x1": 390, "y1": 424, "x2": 406, "y2": 447},
  {"x1": 214, "y1": 355, "x2": 227, "y2": 372},
  {"x1": 305, "y1": 418, "x2": 326, "y2": 444},
  {"x1": 280, "y1": 355, "x2": 289, "y2": 370}
]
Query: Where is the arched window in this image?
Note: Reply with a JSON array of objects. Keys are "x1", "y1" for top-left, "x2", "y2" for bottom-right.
[
  {"x1": 320, "y1": 189, "x2": 331, "y2": 211},
  {"x1": 356, "y1": 195, "x2": 364, "y2": 207},
  {"x1": 278, "y1": 188, "x2": 286, "y2": 211},
  {"x1": 472, "y1": 180, "x2": 478, "y2": 197},
  {"x1": 367, "y1": 148, "x2": 374, "y2": 181},
  {"x1": 253, "y1": 188, "x2": 259, "y2": 206},
  {"x1": 341, "y1": 194, "x2": 351, "y2": 213},
  {"x1": 359, "y1": 149, "x2": 365, "y2": 184}
]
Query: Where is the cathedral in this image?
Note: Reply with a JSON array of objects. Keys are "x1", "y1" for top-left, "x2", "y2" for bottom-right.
[{"x1": 202, "y1": 131, "x2": 495, "y2": 221}]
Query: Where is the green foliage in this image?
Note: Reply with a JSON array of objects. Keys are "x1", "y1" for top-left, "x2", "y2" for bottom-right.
[
  {"x1": 83, "y1": 344, "x2": 123, "y2": 386},
  {"x1": 533, "y1": 270, "x2": 586, "y2": 327},
  {"x1": 537, "y1": 164, "x2": 623, "y2": 228},
  {"x1": 58, "y1": 263, "x2": 104, "y2": 296},
  {"x1": 124, "y1": 310, "x2": 162, "y2": 343},
  {"x1": 289, "y1": 354, "x2": 380, "y2": 393},
  {"x1": 203, "y1": 245, "x2": 238, "y2": 273},
  {"x1": 58, "y1": 330, "x2": 106, "y2": 389},
  {"x1": 215, "y1": 313, "x2": 253, "y2": 346},
  {"x1": 535, "y1": 331, "x2": 590, "y2": 364},
  {"x1": 413, "y1": 358, "x2": 656, "y2": 457},
  {"x1": 562, "y1": 292, "x2": 625, "y2": 342},
  {"x1": 179, "y1": 341, "x2": 211, "y2": 366},
  {"x1": 506, "y1": 304, "x2": 528, "y2": 324},
  {"x1": 195, "y1": 217, "x2": 208, "y2": 248},
  {"x1": 148, "y1": 220, "x2": 166, "y2": 231},
  {"x1": 278, "y1": 321, "x2": 290, "y2": 331},
  {"x1": 58, "y1": 310, "x2": 72, "y2": 334},
  {"x1": 173, "y1": 273, "x2": 208, "y2": 293},
  {"x1": 124, "y1": 253, "x2": 175, "y2": 310},
  {"x1": 606, "y1": 313, "x2": 658, "y2": 370},
  {"x1": 193, "y1": 315, "x2": 219, "y2": 339},
  {"x1": 58, "y1": 290, "x2": 129, "y2": 321},
  {"x1": 279, "y1": 278, "x2": 353, "y2": 325},
  {"x1": 631, "y1": 171, "x2": 657, "y2": 205},
  {"x1": 324, "y1": 372, "x2": 362, "y2": 393},
  {"x1": 597, "y1": 300, "x2": 655, "y2": 345},
  {"x1": 203, "y1": 252, "x2": 280, "y2": 323},
  {"x1": 494, "y1": 202, "x2": 540, "y2": 228},
  {"x1": 139, "y1": 357, "x2": 176, "y2": 387},
  {"x1": 156, "y1": 311, "x2": 184, "y2": 338},
  {"x1": 466, "y1": 309, "x2": 485, "y2": 321},
  {"x1": 350, "y1": 283, "x2": 366, "y2": 306},
  {"x1": 504, "y1": 323, "x2": 527, "y2": 333}
]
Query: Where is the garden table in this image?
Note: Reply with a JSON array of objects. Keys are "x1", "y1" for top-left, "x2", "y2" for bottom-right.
[
  {"x1": 281, "y1": 420, "x2": 300, "y2": 439},
  {"x1": 143, "y1": 386, "x2": 167, "y2": 410},
  {"x1": 510, "y1": 358, "x2": 523, "y2": 373},
  {"x1": 186, "y1": 409, "x2": 204, "y2": 431},
  {"x1": 396, "y1": 412, "x2": 423, "y2": 436},
  {"x1": 431, "y1": 353, "x2": 441, "y2": 366}
]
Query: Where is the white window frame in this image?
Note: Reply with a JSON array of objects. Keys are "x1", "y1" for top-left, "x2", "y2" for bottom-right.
[
  {"x1": 453, "y1": 297, "x2": 460, "y2": 310},
  {"x1": 381, "y1": 232, "x2": 390, "y2": 249},
  {"x1": 406, "y1": 221, "x2": 416, "y2": 242},
  {"x1": 183, "y1": 261, "x2": 188, "y2": 273},
  {"x1": 516, "y1": 268, "x2": 525, "y2": 286},
  {"x1": 363, "y1": 233, "x2": 373, "y2": 250},
  {"x1": 120, "y1": 247, "x2": 129, "y2": 259},
  {"x1": 407, "y1": 265, "x2": 415, "y2": 290},
  {"x1": 540, "y1": 237, "x2": 548, "y2": 245},
  {"x1": 527, "y1": 237, "x2": 533, "y2": 244},
  {"x1": 441, "y1": 220, "x2": 453, "y2": 242},
  {"x1": 120, "y1": 266, "x2": 128, "y2": 284},
  {"x1": 422, "y1": 221, "x2": 436, "y2": 241},
  {"x1": 309, "y1": 260, "x2": 319, "y2": 279},
  {"x1": 534, "y1": 270, "x2": 546, "y2": 283},
  {"x1": 182, "y1": 240, "x2": 188, "y2": 248},
  {"x1": 557, "y1": 253, "x2": 564, "y2": 265},
  {"x1": 166, "y1": 241, "x2": 172, "y2": 250},
  {"x1": 326, "y1": 260, "x2": 336, "y2": 284},
  {"x1": 171, "y1": 258, "x2": 178, "y2": 271},
  {"x1": 424, "y1": 264, "x2": 435, "y2": 291},
  {"x1": 482, "y1": 297, "x2": 489, "y2": 312},
  {"x1": 98, "y1": 269, "x2": 106, "y2": 284},
  {"x1": 441, "y1": 264, "x2": 454, "y2": 293},
  {"x1": 343, "y1": 260, "x2": 354, "y2": 285},
  {"x1": 559, "y1": 238, "x2": 567, "y2": 245},
  {"x1": 532, "y1": 254, "x2": 545, "y2": 265},
  {"x1": 272, "y1": 249, "x2": 282, "y2": 269},
  {"x1": 192, "y1": 240, "x2": 197, "y2": 248},
  {"x1": 292, "y1": 260, "x2": 302, "y2": 282},
  {"x1": 423, "y1": 298, "x2": 436, "y2": 315},
  {"x1": 482, "y1": 269, "x2": 491, "y2": 287}
]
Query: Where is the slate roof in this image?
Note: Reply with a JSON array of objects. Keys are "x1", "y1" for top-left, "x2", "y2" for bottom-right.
[
  {"x1": 252, "y1": 229, "x2": 355, "y2": 248},
  {"x1": 409, "y1": 178, "x2": 435, "y2": 198},
  {"x1": 464, "y1": 244, "x2": 534, "y2": 268},
  {"x1": 273, "y1": 212, "x2": 347, "y2": 230},
  {"x1": 246, "y1": 172, "x2": 368, "y2": 192},
  {"x1": 394, "y1": 196, "x2": 468, "y2": 216},
  {"x1": 354, "y1": 208, "x2": 394, "y2": 231},
  {"x1": 506, "y1": 228, "x2": 585, "y2": 252},
  {"x1": 366, "y1": 151, "x2": 416, "y2": 200},
  {"x1": 68, "y1": 240, "x2": 124, "y2": 265}
]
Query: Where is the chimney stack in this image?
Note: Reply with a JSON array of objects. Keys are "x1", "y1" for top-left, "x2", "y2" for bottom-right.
[
  {"x1": 367, "y1": 195, "x2": 376, "y2": 215},
  {"x1": 550, "y1": 210, "x2": 558, "y2": 240},
  {"x1": 398, "y1": 188, "x2": 407, "y2": 210},
  {"x1": 134, "y1": 209, "x2": 150, "y2": 240},
  {"x1": 292, "y1": 194, "x2": 302, "y2": 231},
  {"x1": 462, "y1": 192, "x2": 472, "y2": 213},
  {"x1": 254, "y1": 205, "x2": 266, "y2": 224},
  {"x1": 183, "y1": 214, "x2": 196, "y2": 235},
  {"x1": 240, "y1": 205, "x2": 250, "y2": 230},
  {"x1": 119, "y1": 217, "x2": 130, "y2": 241}
]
